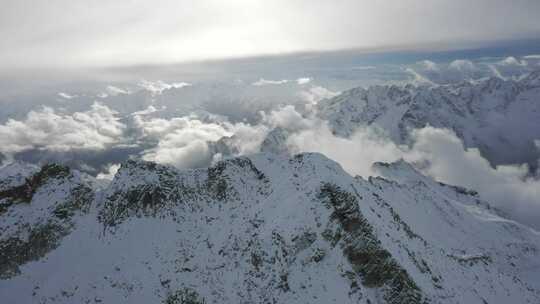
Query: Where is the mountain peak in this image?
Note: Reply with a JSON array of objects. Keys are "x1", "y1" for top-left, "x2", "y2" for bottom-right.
[{"x1": 1, "y1": 155, "x2": 540, "y2": 303}]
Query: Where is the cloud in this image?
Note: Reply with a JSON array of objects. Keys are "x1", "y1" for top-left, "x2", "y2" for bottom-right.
[
  {"x1": 138, "y1": 117, "x2": 230, "y2": 168},
  {"x1": 299, "y1": 86, "x2": 340, "y2": 104},
  {"x1": 287, "y1": 122, "x2": 403, "y2": 177},
  {"x1": 96, "y1": 163, "x2": 120, "y2": 180},
  {"x1": 58, "y1": 92, "x2": 77, "y2": 99},
  {"x1": 138, "y1": 80, "x2": 191, "y2": 95},
  {"x1": 418, "y1": 60, "x2": 439, "y2": 71},
  {"x1": 269, "y1": 105, "x2": 540, "y2": 229},
  {"x1": 449, "y1": 59, "x2": 477, "y2": 71},
  {"x1": 252, "y1": 78, "x2": 289, "y2": 86},
  {"x1": 497, "y1": 56, "x2": 527, "y2": 67},
  {"x1": 296, "y1": 77, "x2": 311, "y2": 85},
  {"x1": 351, "y1": 66, "x2": 376, "y2": 71},
  {"x1": 262, "y1": 105, "x2": 314, "y2": 131},
  {"x1": 252, "y1": 77, "x2": 319, "y2": 88},
  {"x1": 134, "y1": 104, "x2": 331, "y2": 168},
  {"x1": 0, "y1": 102, "x2": 125, "y2": 155},
  {"x1": 131, "y1": 105, "x2": 160, "y2": 116},
  {"x1": 406, "y1": 127, "x2": 540, "y2": 229},
  {"x1": 133, "y1": 110, "x2": 268, "y2": 168},
  {"x1": 106, "y1": 85, "x2": 130, "y2": 96}
]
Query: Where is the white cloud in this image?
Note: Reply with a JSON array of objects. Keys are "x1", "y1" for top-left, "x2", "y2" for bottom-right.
[
  {"x1": 58, "y1": 92, "x2": 77, "y2": 99},
  {"x1": 497, "y1": 56, "x2": 527, "y2": 66},
  {"x1": 134, "y1": 105, "x2": 329, "y2": 168},
  {"x1": 262, "y1": 105, "x2": 314, "y2": 131},
  {"x1": 449, "y1": 59, "x2": 477, "y2": 71},
  {"x1": 406, "y1": 127, "x2": 540, "y2": 228},
  {"x1": 296, "y1": 77, "x2": 311, "y2": 85},
  {"x1": 106, "y1": 85, "x2": 130, "y2": 96},
  {"x1": 139, "y1": 117, "x2": 230, "y2": 168},
  {"x1": 418, "y1": 60, "x2": 439, "y2": 71},
  {"x1": 287, "y1": 122, "x2": 403, "y2": 177},
  {"x1": 225, "y1": 122, "x2": 269, "y2": 156},
  {"x1": 252, "y1": 78, "x2": 289, "y2": 86},
  {"x1": 270, "y1": 106, "x2": 540, "y2": 229},
  {"x1": 0, "y1": 102, "x2": 125, "y2": 154},
  {"x1": 351, "y1": 66, "x2": 376, "y2": 71},
  {"x1": 133, "y1": 111, "x2": 268, "y2": 168},
  {"x1": 131, "y1": 105, "x2": 160, "y2": 116},
  {"x1": 96, "y1": 163, "x2": 120, "y2": 180},
  {"x1": 138, "y1": 80, "x2": 191, "y2": 94},
  {"x1": 299, "y1": 86, "x2": 340, "y2": 104}
]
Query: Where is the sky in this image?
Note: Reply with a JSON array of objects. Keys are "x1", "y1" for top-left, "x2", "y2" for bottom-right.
[{"x1": 1, "y1": 0, "x2": 540, "y2": 69}]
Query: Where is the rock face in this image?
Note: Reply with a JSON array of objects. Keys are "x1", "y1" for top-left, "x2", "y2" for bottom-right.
[
  {"x1": 317, "y1": 70, "x2": 540, "y2": 166},
  {"x1": 1, "y1": 154, "x2": 540, "y2": 304}
]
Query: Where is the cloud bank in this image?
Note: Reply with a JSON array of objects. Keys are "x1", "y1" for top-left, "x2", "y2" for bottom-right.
[
  {"x1": 283, "y1": 114, "x2": 540, "y2": 229},
  {"x1": 0, "y1": 102, "x2": 125, "y2": 154},
  {"x1": 408, "y1": 127, "x2": 540, "y2": 228}
]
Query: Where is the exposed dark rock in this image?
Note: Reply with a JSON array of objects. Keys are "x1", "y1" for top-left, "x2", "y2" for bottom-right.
[{"x1": 319, "y1": 183, "x2": 425, "y2": 304}]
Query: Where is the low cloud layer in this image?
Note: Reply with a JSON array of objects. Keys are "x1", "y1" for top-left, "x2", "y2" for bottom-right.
[
  {"x1": 408, "y1": 128, "x2": 540, "y2": 228},
  {"x1": 138, "y1": 80, "x2": 192, "y2": 95},
  {"x1": 0, "y1": 102, "x2": 125, "y2": 155},
  {"x1": 96, "y1": 163, "x2": 120, "y2": 180},
  {"x1": 137, "y1": 116, "x2": 232, "y2": 168},
  {"x1": 283, "y1": 114, "x2": 540, "y2": 229},
  {"x1": 133, "y1": 109, "x2": 268, "y2": 168}
]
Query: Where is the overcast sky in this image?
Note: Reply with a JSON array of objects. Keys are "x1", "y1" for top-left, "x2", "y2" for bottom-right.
[{"x1": 1, "y1": 0, "x2": 540, "y2": 69}]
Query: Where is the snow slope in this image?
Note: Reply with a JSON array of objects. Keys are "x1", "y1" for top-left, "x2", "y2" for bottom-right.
[{"x1": 1, "y1": 154, "x2": 539, "y2": 303}]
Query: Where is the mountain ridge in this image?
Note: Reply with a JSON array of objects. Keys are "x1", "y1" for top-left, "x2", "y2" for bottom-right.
[
  {"x1": 317, "y1": 70, "x2": 540, "y2": 166},
  {"x1": 1, "y1": 153, "x2": 539, "y2": 303}
]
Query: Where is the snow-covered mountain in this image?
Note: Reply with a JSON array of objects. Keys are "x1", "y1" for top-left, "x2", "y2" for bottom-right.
[
  {"x1": 317, "y1": 70, "x2": 540, "y2": 166},
  {"x1": 1, "y1": 153, "x2": 539, "y2": 304}
]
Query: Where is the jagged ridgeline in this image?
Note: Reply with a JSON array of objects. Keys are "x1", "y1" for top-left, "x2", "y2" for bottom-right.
[
  {"x1": 317, "y1": 71, "x2": 540, "y2": 166},
  {"x1": 1, "y1": 153, "x2": 539, "y2": 304}
]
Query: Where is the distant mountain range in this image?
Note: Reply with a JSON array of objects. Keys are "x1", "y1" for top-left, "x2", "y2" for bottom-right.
[{"x1": 317, "y1": 70, "x2": 540, "y2": 166}]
